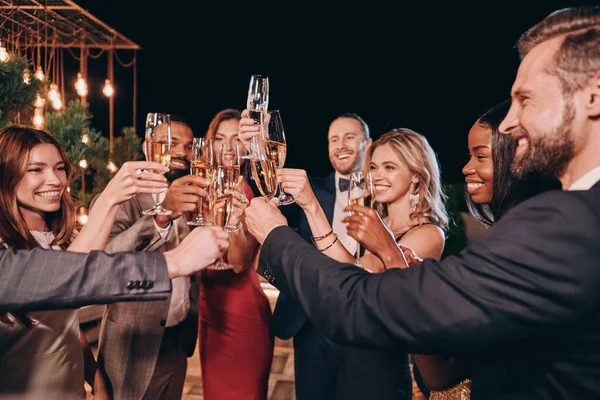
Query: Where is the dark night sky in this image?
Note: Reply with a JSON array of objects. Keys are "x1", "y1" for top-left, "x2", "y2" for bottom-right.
[{"x1": 71, "y1": 1, "x2": 590, "y2": 184}]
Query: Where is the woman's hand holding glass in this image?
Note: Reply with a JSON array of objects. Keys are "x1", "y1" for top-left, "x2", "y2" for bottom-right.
[
  {"x1": 277, "y1": 168, "x2": 319, "y2": 212},
  {"x1": 238, "y1": 109, "x2": 264, "y2": 155},
  {"x1": 99, "y1": 161, "x2": 169, "y2": 206},
  {"x1": 342, "y1": 205, "x2": 404, "y2": 266}
]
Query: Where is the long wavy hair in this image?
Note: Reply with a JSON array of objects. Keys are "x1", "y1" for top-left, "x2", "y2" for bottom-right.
[
  {"x1": 0, "y1": 125, "x2": 76, "y2": 250},
  {"x1": 203, "y1": 108, "x2": 247, "y2": 176},
  {"x1": 465, "y1": 101, "x2": 561, "y2": 225},
  {"x1": 364, "y1": 129, "x2": 448, "y2": 230}
]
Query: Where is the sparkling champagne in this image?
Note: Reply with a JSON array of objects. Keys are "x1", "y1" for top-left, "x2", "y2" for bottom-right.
[
  {"x1": 265, "y1": 140, "x2": 287, "y2": 168},
  {"x1": 210, "y1": 192, "x2": 234, "y2": 228},
  {"x1": 146, "y1": 139, "x2": 171, "y2": 169},
  {"x1": 250, "y1": 159, "x2": 278, "y2": 198},
  {"x1": 215, "y1": 164, "x2": 241, "y2": 192},
  {"x1": 248, "y1": 109, "x2": 264, "y2": 125},
  {"x1": 191, "y1": 160, "x2": 213, "y2": 180}
]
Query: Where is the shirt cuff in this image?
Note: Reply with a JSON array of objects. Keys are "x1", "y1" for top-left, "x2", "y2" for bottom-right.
[{"x1": 154, "y1": 218, "x2": 172, "y2": 240}]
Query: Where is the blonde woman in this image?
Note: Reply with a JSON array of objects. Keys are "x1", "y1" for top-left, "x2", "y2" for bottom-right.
[{"x1": 276, "y1": 129, "x2": 447, "y2": 400}]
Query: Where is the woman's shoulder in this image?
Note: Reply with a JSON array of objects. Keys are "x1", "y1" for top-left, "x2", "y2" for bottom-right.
[{"x1": 396, "y1": 222, "x2": 444, "y2": 242}]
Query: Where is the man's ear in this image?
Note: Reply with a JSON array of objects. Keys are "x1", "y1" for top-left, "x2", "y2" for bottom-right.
[
  {"x1": 362, "y1": 138, "x2": 372, "y2": 151},
  {"x1": 585, "y1": 71, "x2": 600, "y2": 118}
]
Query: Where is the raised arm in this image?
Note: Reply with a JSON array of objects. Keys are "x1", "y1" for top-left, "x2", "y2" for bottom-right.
[
  {"x1": 278, "y1": 168, "x2": 356, "y2": 264},
  {"x1": 254, "y1": 192, "x2": 600, "y2": 355},
  {"x1": 68, "y1": 161, "x2": 169, "y2": 253}
]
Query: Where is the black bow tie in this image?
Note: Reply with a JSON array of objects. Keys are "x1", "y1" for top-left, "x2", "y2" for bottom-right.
[{"x1": 338, "y1": 177, "x2": 350, "y2": 192}]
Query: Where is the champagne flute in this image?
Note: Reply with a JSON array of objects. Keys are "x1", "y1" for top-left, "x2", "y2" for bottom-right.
[
  {"x1": 348, "y1": 171, "x2": 375, "y2": 261},
  {"x1": 264, "y1": 110, "x2": 295, "y2": 206},
  {"x1": 250, "y1": 120, "x2": 278, "y2": 200},
  {"x1": 187, "y1": 138, "x2": 214, "y2": 226},
  {"x1": 243, "y1": 74, "x2": 269, "y2": 160},
  {"x1": 142, "y1": 113, "x2": 172, "y2": 216},
  {"x1": 216, "y1": 144, "x2": 242, "y2": 233}
]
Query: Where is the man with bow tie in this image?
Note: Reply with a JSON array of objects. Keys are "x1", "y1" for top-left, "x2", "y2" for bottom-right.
[{"x1": 270, "y1": 113, "x2": 371, "y2": 400}]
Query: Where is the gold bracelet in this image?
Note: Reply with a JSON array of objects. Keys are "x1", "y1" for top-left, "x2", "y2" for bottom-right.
[
  {"x1": 317, "y1": 233, "x2": 338, "y2": 252},
  {"x1": 311, "y1": 229, "x2": 334, "y2": 246}
]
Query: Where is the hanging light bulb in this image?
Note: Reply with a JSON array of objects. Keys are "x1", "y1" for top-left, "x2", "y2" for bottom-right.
[
  {"x1": 81, "y1": 133, "x2": 89, "y2": 144},
  {"x1": 107, "y1": 160, "x2": 118, "y2": 173},
  {"x1": 48, "y1": 83, "x2": 63, "y2": 110},
  {"x1": 34, "y1": 92, "x2": 45, "y2": 108},
  {"x1": 79, "y1": 158, "x2": 88, "y2": 169},
  {"x1": 23, "y1": 68, "x2": 31, "y2": 85},
  {"x1": 34, "y1": 65, "x2": 44, "y2": 81},
  {"x1": 77, "y1": 206, "x2": 88, "y2": 225},
  {"x1": 75, "y1": 72, "x2": 88, "y2": 97},
  {"x1": 102, "y1": 79, "x2": 114, "y2": 97},
  {"x1": 32, "y1": 107, "x2": 44, "y2": 128},
  {"x1": 0, "y1": 40, "x2": 8, "y2": 62}
]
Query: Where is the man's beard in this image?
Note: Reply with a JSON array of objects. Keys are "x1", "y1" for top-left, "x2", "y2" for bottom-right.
[
  {"x1": 331, "y1": 152, "x2": 363, "y2": 176},
  {"x1": 165, "y1": 158, "x2": 190, "y2": 182},
  {"x1": 511, "y1": 103, "x2": 576, "y2": 180}
]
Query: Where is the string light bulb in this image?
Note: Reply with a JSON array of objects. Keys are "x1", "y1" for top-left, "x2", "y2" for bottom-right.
[
  {"x1": 48, "y1": 83, "x2": 63, "y2": 110},
  {"x1": 23, "y1": 68, "x2": 31, "y2": 84},
  {"x1": 102, "y1": 79, "x2": 114, "y2": 97},
  {"x1": 79, "y1": 158, "x2": 88, "y2": 169},
  {"x1": 34, "y1": 65, "x2": 44, "y2": 81},
  {"x1": 32, "y1": 107, "x2": 44, "y2": 128},
  {"x1": 81, "y1": 133, "x2": 89, "y2": 144},
  {"x1": 107, "y1": 160, "x2": 118, "y2": 173},
  {"x1": 75, "y1": 72, "x2": 88, "y2": 97},
  {"x1": 0, "y1": 40, "x2": 8, "y2": 62},
  {"x1": 77, "y1": 206, "x2": 88, "y2": 225},
  {"x1": 34, "y1": 92, "x2": 45, "y2": 108}
]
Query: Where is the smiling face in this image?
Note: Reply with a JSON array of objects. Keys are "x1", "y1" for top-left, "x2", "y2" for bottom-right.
[
  {"x1": 15, "y1": 143, "x2": 68, "y2": 228},
  {"x1": 328, "y1": 117, "x2": 370, "y2": 176},
  {"x1": 164, "y1": 121, "x2": 194, "y2": 181},
  {"x1": 212, "y1": 118, "x2": 243, "y2": 166},
  {"x1": 499, "y1": 37, "x2": 577, "y2": 180},
  {"x1": 462, "y1": 122, "x2": 494, "y2": 204},
  {"x1": 369, "y1": 143, "x2": 414, "y2": 204}
]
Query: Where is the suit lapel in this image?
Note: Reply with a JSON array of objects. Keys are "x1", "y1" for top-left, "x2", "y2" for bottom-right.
[{"x1": 323, "y1": 172, "x2": 336, "y2": 225}]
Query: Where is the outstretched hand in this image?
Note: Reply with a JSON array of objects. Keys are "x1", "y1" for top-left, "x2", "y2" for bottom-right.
[
  {"x1": 245, "y1": 197, "x2": 287, "y2": 244},
  {"x1": 101, "y1": 161, "x2": 169, "y2": 206},
  {"x1": 164, "y1": 226, "x2": 230, "y2": 278}
]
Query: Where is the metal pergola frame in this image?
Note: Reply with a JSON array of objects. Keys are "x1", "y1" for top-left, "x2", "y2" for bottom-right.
[{"x1": 0, "y1": 0, "x2": 140, "y2": 50}]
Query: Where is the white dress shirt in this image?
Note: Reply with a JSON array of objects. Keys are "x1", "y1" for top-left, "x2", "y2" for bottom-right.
[
  {"x1": 154, "y1": 219, "x2": 190, "y2": 328},
  {"x1": 568, "y1": 165, "x2": 600, "y2": 191},
  {"x1": 332, "y1": 172, "x2": 358, "y2": 256}
]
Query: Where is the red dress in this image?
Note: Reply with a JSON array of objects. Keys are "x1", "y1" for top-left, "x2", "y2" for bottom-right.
[{"x1": 199, "y1": 184, "x2": 274, "y2": 400}]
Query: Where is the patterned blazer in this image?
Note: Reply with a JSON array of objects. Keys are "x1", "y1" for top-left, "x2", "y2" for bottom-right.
[{"x1": 92, "y1": 194, "x2": 199, "y2": 400}]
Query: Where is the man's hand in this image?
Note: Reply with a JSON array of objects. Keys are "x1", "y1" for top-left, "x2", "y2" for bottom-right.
[
  {"x1": 245, "y1": 197, "x2": 287, "y2": 244},
  {"x1": 164, "y1": 226, "x2": 230, "y2": 278},
  {"x1": 155, "y1": 175, "x2": 209, "y2": 228},
  {"x1": 277, "y1": 168, "x2": 319, "y2": 213}
]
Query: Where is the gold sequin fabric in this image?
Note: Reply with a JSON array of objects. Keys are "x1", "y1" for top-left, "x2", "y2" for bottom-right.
[{"x1": 429, "y1": 379, "x2": 472, "y2": 400}]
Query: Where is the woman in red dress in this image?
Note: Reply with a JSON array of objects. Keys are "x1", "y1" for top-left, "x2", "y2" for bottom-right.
[{"x1": 198, "y1": 108, "x2": 273, "y2": 400}]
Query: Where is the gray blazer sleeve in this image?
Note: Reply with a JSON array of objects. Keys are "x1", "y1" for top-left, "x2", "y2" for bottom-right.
[
  {"x1": 90, "y1": 194, "x2": 166, "y2": 253},
  {"x1": 259, "y1": 190, "x2": 600, "y2": 355},
  {"x1": 0, "y1": 247, "x2": 170, "y2": 312}
]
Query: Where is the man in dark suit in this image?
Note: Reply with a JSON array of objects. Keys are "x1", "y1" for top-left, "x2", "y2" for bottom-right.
[
  {"x1": 245, "y1": 6, "x2": 600, "y2": 399},
  {"x1": 0, "y1": 225, "x2": 229, "y2": 312},
  {"x1": 272, "y1": 113, "x2": 371, "y2": 400}
]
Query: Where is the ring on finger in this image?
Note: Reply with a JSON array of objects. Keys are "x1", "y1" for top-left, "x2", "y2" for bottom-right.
[{"x1": 136, "y1": 168, "x2": 143, "y2": 180}]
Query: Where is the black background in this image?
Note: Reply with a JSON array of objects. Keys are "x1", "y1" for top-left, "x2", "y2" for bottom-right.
[{"x1": 71, "y1": 0, "x2": 590, "y2": 184}]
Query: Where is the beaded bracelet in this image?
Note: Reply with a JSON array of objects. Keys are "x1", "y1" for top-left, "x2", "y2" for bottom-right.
[{"x1": 318, "y1": 233, "x2": 339, "y2": 252}]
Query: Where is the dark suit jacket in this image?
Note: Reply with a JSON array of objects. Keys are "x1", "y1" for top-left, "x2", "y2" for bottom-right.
[
  {"x1": 259, "y1": 183, "x2": 600, "y2": 399},
  {"x1": 271, "y1": 172, "x2": 336, "y2": 338},
  {"x1": 0, "y1": 247, "x2": 170, "y2": 312}
]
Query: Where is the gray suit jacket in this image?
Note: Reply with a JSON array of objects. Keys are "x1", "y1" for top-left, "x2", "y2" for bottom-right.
[
  {"x1": 0, "y1": 247, "x2": 170, "y2": 312},
  {"x1": 92, "y1": 194, "x2": 199, "y2": 400}
]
